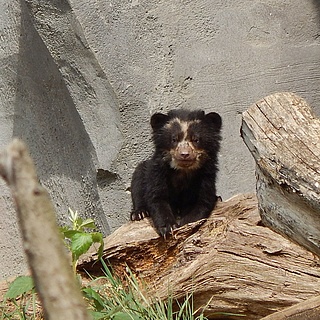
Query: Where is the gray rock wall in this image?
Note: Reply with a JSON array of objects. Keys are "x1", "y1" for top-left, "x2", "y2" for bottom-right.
[{"x1": 1, "y1": 0, "x2": 320, "y2": 279}]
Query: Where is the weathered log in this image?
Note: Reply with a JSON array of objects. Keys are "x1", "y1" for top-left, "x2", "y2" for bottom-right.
[
  {"x1": 241, "y1": 92, "x2": 320, "y2": 257},
  {"x1": 260, "y1": 295, "x2": 320, "y2": 320},
  {"x1": 0, "y1": 139, "x2": 90, "y2": 320},
  {"x1": 79, "y1": 194, "x2": 320, "y2": 319}
]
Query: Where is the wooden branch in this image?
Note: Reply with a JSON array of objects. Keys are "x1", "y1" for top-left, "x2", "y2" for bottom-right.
[
  {"x1": 0, "y1": 139, "x2": 90, "y2": 320},
  {"x1": 79, "y1": 194, "x2": 320, "y2": 319},
  {"x1": 241, "y1": 92, "x2": 320, "y2": 257}
]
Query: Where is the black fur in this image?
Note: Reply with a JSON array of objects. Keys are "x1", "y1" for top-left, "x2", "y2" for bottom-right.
[{"x1": 130, "y1": 109, "x2": 222, "y2": 237}]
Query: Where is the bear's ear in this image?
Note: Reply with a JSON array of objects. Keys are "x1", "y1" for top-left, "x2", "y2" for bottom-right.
[
  {"x1": 150, "y1": 113, "x2": 169, "y2": 131},
  {"x1": 205, "y1": 112, "x2": 222, "y2": 131}
]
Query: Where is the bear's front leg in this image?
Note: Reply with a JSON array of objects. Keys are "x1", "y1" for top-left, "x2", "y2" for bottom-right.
[
  {"x1": 179, "y1": 201, "x2": 216, "y2": 226},
  {"x1": 179, "y1": 181, "x2": 218, "y2": 226},
  {"x1": 148, "y1": 201, "x2": 179, "y2": 237}
]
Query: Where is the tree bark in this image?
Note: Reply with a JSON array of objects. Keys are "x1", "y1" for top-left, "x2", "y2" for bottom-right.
[
  {"x1": 260, "y1": 295, "x2": 320, "y2": 320},
  {"x1": 241, "y1": 92, "x2": 320, "y2": 257},
  {"x1": 79, "y1": 193, "x2": 320, "y2": 319},
  {"x1": 0, "y1": 139, "x2": 91, "y2": 320}
]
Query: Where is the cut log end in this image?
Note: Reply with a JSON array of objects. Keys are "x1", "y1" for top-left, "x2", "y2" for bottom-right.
[{"x1": 241, "y1": 92, "x2": 320, "y2": 258}]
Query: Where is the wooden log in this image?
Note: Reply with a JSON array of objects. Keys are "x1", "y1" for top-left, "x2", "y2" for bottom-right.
[
  {"x1": 260, "y1": 295, "x2": 320, "y2": 320},
  {"x1": 79, "y1": 194, "x2": 320, "y2": 319},
  {"x1": 241, "y1": 92, "x2": 320, "y2": 257}
]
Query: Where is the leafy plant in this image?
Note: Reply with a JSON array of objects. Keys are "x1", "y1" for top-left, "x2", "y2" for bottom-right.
[
  {"x1": 0, "y1": 275, "x2": 38, "y2": 319},
  {"x1": 5, "y1": 276, "x2": 35, "y2": 300},
  {"x1": 60, "y1": 208, "x2": 104, "y2": 274}
]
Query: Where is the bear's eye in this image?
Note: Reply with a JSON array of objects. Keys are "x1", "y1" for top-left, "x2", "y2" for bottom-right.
[
  {"x1": 192, "y1": 137, "x2": 200, "y2": 144},
  {"x1": 172, "y1": 136, "x2": 178, "y2": 143}
]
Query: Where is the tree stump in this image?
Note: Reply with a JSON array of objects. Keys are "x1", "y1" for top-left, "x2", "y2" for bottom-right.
[
  {"x1": 79, "y1": 194, "x2": 320, "y2": 319},
  {"x1": 241, "y1": 92, "x2": 320, "y2": 257}
]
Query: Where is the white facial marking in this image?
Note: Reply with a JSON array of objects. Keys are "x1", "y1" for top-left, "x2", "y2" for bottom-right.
[
  {"x1": 179, "y1": 120, "x2": 189, "y2": 140},
  {"x1": 165, "y1": 118, "x2": 200, "y2": 140}
]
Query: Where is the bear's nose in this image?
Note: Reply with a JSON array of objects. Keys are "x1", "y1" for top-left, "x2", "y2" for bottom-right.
[
  {"x1": 180, "y1": 151, "x2": 190, "y2": 159},
  {"x1": 176, "y1": 141, "x2": 196, "y2": 161}
]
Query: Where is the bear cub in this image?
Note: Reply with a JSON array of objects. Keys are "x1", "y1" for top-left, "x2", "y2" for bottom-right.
[{"x1": 130, "y1": 109, "x2": 222, "y2": 237}]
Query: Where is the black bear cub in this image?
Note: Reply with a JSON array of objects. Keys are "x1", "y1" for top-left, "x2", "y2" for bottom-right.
[{"x1": 130, "y1": 109, "x2": 222, "y2": 237}]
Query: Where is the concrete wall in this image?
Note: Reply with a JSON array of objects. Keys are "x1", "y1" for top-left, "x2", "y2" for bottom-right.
[{"x1": 1, "y1": 0, "x2": 320, "y2": 279}]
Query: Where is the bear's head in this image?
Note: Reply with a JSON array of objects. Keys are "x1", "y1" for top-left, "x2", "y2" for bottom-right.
[{"x1": 150, "y1": 109, "x2": 222, "y2": 170}]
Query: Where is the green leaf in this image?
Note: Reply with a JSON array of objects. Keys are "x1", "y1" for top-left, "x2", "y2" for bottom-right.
[
  {"x1": 79, "y1": 218, "x2": 96, "y2": 230},
  {"x1": 91, "y1": 232, "x2": 104, "y2": 259},
  {"x1": 91, "y1": 232, "x2": 103, "y2": 243},
  {"x1": 59, "y1": 226, "x2": 69, "y2": 234},
  {"x1": 70, "y1": 232, "x2": 93, "y2": 258},
  {"x1": 82, "y1": 287, "x2": 105, "y2": 311},
  {"x1": 5, "y1": 276, "x2": 34, "y2": 299},
  {"x1": 62, "y1": 229, "x2": 81, "y2": 239}
]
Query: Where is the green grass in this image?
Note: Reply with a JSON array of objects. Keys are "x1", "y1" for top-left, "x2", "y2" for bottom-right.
[{"x1": 83, "y1": 259, "x2": 208, "y2": 320}]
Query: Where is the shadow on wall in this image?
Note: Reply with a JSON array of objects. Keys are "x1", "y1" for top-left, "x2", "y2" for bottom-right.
[
  {"x1": 13, "y1": 0, "x2": 110, "y2": 234},
  {"x1": 307, "y1": 0, "x2": 320, "y2": 117},
  {"x1": 313, "y1": 0, "x2": 320, "y2": 37}
]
